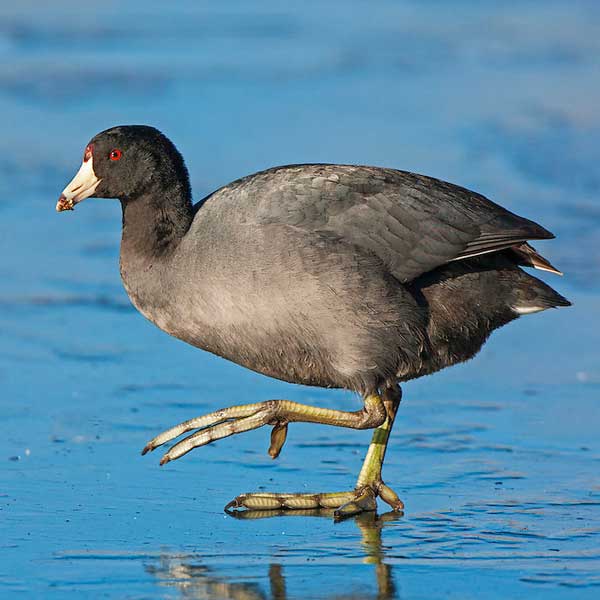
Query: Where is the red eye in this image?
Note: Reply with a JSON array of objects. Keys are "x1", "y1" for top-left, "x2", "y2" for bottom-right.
[{"x1": 109, "y1": 149, "x2": 122, "y2": 161}]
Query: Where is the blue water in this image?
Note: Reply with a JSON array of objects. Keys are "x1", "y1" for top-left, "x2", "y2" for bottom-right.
[{"x1": 1, "y1": 1, "x2": 599, "y2": 597}]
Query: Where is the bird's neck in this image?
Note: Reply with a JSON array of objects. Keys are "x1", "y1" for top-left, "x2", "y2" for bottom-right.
[
  {"x1": 120, "y1": 182, "x2": 194, "y2": 260},
  {"x1": 118, "y1": 183, "x2": 195, "y2": 324}
]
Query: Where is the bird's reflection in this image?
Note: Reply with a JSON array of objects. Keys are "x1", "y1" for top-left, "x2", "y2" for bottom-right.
[{"x1": 146, "y1": 510, "x2": 402, "y2": 599}]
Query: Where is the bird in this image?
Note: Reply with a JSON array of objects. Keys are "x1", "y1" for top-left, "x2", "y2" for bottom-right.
[{"x1": 57, "y1": 125, "x2": 570, "y2": 520}]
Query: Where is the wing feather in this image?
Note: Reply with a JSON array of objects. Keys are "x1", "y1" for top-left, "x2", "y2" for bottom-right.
[{"x1": 247, "y1": 164, "x2": 554, "y2": 282}]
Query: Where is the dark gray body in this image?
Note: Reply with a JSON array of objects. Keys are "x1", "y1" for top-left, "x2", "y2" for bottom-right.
[{"x1": 119, "y1": 163, "x2": 569, "y2": 395}]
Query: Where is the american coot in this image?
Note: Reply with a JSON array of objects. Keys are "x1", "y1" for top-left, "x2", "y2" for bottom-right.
[{"x1": 57, "y1": 125, "x2": 570, "y2": 519}]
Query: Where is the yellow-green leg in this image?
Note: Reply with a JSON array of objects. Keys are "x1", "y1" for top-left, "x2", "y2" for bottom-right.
[{"x1": 224, "y1": 386, "x2": 403, "y2": 520}]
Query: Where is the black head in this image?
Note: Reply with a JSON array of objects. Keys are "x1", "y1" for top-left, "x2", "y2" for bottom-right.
[{"x1": 57, "y1": 125, "x2": 191, "y2": 211}]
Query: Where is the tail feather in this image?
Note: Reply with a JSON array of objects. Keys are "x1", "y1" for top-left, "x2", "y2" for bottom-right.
[{"x1": 510, "y1": 242, "x2": 563, "y2": 276}]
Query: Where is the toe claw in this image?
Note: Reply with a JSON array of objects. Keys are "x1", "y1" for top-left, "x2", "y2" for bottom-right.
[
  {"x1": 141, "y1": 444, "x2": 152, "y2": 456},
  {"x1": 224, "y1": 497, "x2": 242, "y2": 513},
  {"x1": 159, "y1": 455, "x2": 171, "y2": 466}
]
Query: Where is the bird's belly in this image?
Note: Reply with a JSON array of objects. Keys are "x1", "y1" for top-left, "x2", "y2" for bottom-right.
[
  {"x1": 166, "y1": 301, "x2": 346, "y2": 388},
  {"x1": 161, "y1": 278, "x2": 421, "y2": 392},
  {"x1": 121, "y1": 237, "x2": 426, "y2": 393},
  {"x1": 120, "y1": 264, "x2": 320, "y2": 384}
]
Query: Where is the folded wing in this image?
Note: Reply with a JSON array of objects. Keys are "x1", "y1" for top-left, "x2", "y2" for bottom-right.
[{"x1": 252, "y1": 165, "x2": 555, "y2": 282}]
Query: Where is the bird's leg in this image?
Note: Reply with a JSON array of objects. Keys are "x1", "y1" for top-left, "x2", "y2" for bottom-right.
[
  {"x1": 337, "y1": 385, "x2": 403, "y2": 518},
  {"x1": 142, "y1": 393, "x2": 387, "y2": 465},
  {"x1": 225, "y1": 386, "x2": 403, "y2": 520}
]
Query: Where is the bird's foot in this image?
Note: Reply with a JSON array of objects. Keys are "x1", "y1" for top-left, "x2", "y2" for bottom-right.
[
  {"x1": 141, "y1": 395, "x2": 386, "y2": 465},
  {"x1": 141, "y1": 400, "x2": 290, "y2": 465},
  {"x1": 224, "y1": 480, "x2": 403, "y2": 521}
]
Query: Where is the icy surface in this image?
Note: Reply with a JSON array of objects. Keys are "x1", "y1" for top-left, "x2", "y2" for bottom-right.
[{"x1": 1, "y1": 1, "x2": 599, "y2": 598}]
